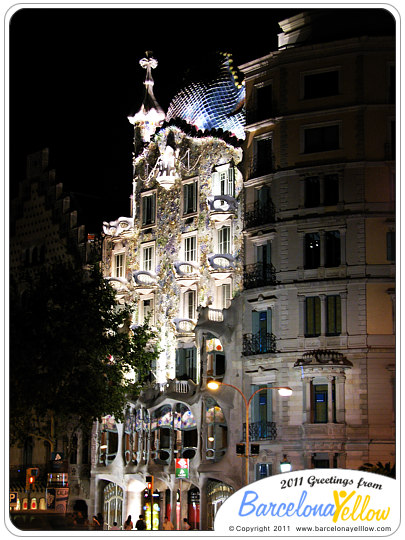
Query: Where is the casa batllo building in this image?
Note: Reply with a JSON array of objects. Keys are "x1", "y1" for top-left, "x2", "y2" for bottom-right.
[{"x1": 92, "y1": 10, "x2": 395, "y2": 531}]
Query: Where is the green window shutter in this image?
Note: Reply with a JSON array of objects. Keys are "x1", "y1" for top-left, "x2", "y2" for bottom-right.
[{"x1": 252, "y1": 311, "x2": 260, "y2": 335}]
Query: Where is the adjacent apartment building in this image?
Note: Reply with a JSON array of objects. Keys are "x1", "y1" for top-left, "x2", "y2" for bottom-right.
[{"x1": 91, "y1": 9, "x2": 395, "y2": 530}]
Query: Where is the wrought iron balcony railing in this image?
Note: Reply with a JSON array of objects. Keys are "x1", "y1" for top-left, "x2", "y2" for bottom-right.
[
  {"x1": 243, "y1": 262, "x2": 276, "y2": 289},
  {"x1": 242, "y1": 331, "x2": 277, "y2": 356},
  {"x1": 245, "y1": 200, "x2": 275, "y2": 228},
  {"x1": 242, "y1": 421, "x2": 277, "y2": 441}
]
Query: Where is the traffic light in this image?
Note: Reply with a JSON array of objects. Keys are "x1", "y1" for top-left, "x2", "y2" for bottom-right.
[
  {"x1": 26, "y1": 467, "x2": 39, "y2": 491},
  {"x1": 146, "y1": 475, "x2": 153, "y2": 493}
]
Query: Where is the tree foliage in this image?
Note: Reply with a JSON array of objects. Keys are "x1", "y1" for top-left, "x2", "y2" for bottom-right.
[
  {"x1": 10, "y1": 263, "x2": 158, "y2": 445},
  {"x1": 358, "y1": 461, "x2": 396, "y2": 478}
]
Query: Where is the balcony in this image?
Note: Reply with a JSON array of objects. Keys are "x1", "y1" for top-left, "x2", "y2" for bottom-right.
[
  {"x1": 173, "y1": 318, "x2": 196, "y2": 335},
  {"x1": 243, "y1": 331, "x2": 276, "y2": 356},
  {"x1": 243, "y1": 262, "x2": 276, "y2": 289},
  {"x1": 242, "y1": 421, "x2": 277, "y2": 441},
  {"x1": 174, "y1": 261, "x2": 200, "y2": 288},
  {"x1": 133, "y1": 270, "x2": 158, "y2": 294},
  {"x1": 207, "y1": 195, "x2": 238, "y2": 223},
  {"x1": 208, "y1": 254, "x2": 236, "y2": 281},
  {"x1": 245, "y1": 200, "x2": 275, "y2": 229}
]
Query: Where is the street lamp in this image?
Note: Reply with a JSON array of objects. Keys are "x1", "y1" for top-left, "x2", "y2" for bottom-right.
[{"x1": 206, "y1": 380, "x2": 292, "y2": 485}]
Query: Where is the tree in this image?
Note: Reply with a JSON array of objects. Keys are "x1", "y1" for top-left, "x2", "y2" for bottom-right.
[
  {"x1": 359, "y1": 462, "x2": 396, "y2": 478},
  {"x1": 10, "y1": 262, "x2": 158, "y2": 447}
]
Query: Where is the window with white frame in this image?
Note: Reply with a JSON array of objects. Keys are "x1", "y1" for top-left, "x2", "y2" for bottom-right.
[
  {"x1": 182, "y1": 289, "x2": 197, "y2": 320},
  {"x1": 114, "y1": 253, "x2": 125, "y2": 278},
  {"x1": 140, "y1": 296, "x2": 154, "y2": 324},
  {"x1": 141, "y1": 191, "x2": 156, "y2": 226},
  {"x1": 184, "y1": 235, "x2": 197, "y2": 263},
  {"x1": 212, "y1": 167, "x2": 235, "y2": 198},
  {"x1": 220, "y1": 283, "x2": 232, "y2": 309},
  {"x1": 218, "y1": 226, "x2": 231, "y2": 254},
  {"x1": 141, "y1": 243, "x2": 155, "y2": 272},
  {"x1": 183, "y1": 178, "x2": 198, "y2": 215}
]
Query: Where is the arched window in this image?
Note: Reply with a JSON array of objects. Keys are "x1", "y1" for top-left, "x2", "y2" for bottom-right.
[
  {"x1": 151, "y1": 406, "x2": 172, "y2": 464},
  {"x1": 174, "y1": 403, "x2": 197, "y2": 460},
  {"x1": 99, "y1": 416, "x2": 118, "y2": 466},
  {"x1": 205, "y1": 398, "x2": 227, "y2": 462}
]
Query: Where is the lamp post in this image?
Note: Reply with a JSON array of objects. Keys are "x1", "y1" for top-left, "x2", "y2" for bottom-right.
[{"x1": 207, "y1": 380, "x2": 292, "y2": 486}]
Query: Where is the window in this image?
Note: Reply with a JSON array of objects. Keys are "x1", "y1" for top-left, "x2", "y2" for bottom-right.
[
  {"x1": 212, "y1": 167, "x2": 235, "y2": 198},
  {"x1": 141, "y1": 192, "x2": 156, "y2": 226},
  {"x1": 183, "y1": 179, "x2": 198, "y2": 215},
  {"x1": 142, "y1": 244, "x2": 155, "y2": 272},
  {"x1": 256, "y1": 463, "x2": 272, "y2": 481},
  {"x1": 304, "y1": 233, "x2": 320, "y2": 269},
  {"x1": 387, "y1": 231, "x2": 395, "y2": 261},
  {"x1": 326, "y1": 295, "x2": 341, "y2": 336},
  {"x1": 184, "y1": 235, "x2": 197, "y2": 264},
  {"x1": 303, "y1": 70, "x2": 339, "y2": 99},
  {"x1": 249, "y1": 309, "x2": 273, "y2": 354},
  {"x1": 304, "y1": 124, "x2": 340, "y2": 153},
  {"x1": 325, "y1": 231, "x2": 341, "y2": 267},
  {"x1": 221, "y1": 283, "x2": 232, "y2": 310},
  {"x1": 251, "y1": 384, "x2": 273, "y2": 427},
  {"x1": 176, "y1": 347, "x2": 197, "y2": 382},
  {"x1": 114, "y1": 253, "x2": 125, "y2": 278},
  {"x1": 174, "y1": 403, "x2": 198, "y2": 459},
  {"x1": 255, "y1": 83, "x2": 273, "y2": 120},
  {"x1": 99, "y1": 417, "x2": 119, "y2": 466},
  {"x1": 183, "y1": 290, "x2": 196, "y2": 320},
  {"x1": 304, "y1": 177, "x2": 320, "y2": 207},
  {"x1": 254, "y1": 136, "x2": 273, "y2": 176},
  {"x1": 312, "y1": 382, "x2": 335, "y2": 424},
  {"x1": 206, "y1": 336, "x2": 225, "y2": 380},
  {"x1": 140, "y1": 297, "x2": 154, "y2": 324},
  {"x1": 218, "y1": 226, "x2": 231, "y2": 254},
  {"x1": 205, "y1": 398, "x2": 227, "y2": 462},
  {"x1": 220, "y1": 169, "x2": 235, "y2": 197},
  {"x1": 305, "y1": 297, "x2": 321, "y2": 337},
  {"x1": 324, "y1": 174, "x2": 339, "y2": 205}
]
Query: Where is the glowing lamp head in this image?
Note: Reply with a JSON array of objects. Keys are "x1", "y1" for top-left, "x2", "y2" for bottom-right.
[
  {"x1": 277, "y1": 387, "x2": 293, "y2": 397},
  {"x1": 207, "y1": 380, "x2": 220, "y2": 390}
]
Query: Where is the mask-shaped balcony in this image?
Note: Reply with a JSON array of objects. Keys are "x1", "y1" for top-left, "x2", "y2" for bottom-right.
[
  {"x1": 103, "y1": 217, "x2": 134, "y2": 237},
  {"x1": 207, "y1": 195, "x2": 238, "y2": 223},
  {"x1": 174, "y1": 261, "x2": 200, "y2": 288},
  {"x1": 208, "y1": 254, "x2": 235, "y2": 281},
  {"x1": 173, "y1": 318, "x2": 196, "y2": 335},
  {"x1": 133, "y1": 270, "x2": 158, "y2": 294}
]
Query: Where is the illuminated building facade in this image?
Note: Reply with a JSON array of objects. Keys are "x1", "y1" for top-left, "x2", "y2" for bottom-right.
[
  {"x1": 92, "y1": 9, "x2": 395, "y2": 530},
  {"x1": 239, "y1": 10, "x2": 395, "y2": 475}
]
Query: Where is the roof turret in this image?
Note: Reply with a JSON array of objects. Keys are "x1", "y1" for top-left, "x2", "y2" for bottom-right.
[{"x1": 128, "y1": 52, "x2": 165, "y2": 142}]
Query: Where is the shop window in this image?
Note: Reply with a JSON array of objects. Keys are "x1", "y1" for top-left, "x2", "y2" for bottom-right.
[
  {"x1": 305, "y1": 297, "x2": 321, "y2": 337},
  {"x1": 304, "y1": 124, "x2": 340, "y2": 153},
  {"x1": 304, "y1": 233, "x2": 320, "y2": 269},
  {"x1": 103, "y1": 483, "x2": 124, "y2": 531},
  {"x1": 303, "y1": 69, "x2": 339, "y2": 99},
  {"x1": 325, "y1": 230, "x2": 341, "y2": 267},
  {"x1": 326, "y1": 295, "x2": 341, "y2": 336},
  {"x1": 205, "y1": 398, "x2": 227, "y2": 462},
  {"x1": 176, "y1": 347, "x2": 197, "y2": 382},
  {"x1": 141, "y1": 192, "x2": 156, "y2": 226}
]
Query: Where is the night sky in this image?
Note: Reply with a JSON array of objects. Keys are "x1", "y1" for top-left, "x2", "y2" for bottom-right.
[{"x1": 8, "y1": 6, "x2": 395, "y2": 231}]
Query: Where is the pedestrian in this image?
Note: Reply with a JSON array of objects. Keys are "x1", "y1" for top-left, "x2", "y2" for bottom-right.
[
  {"x1": 183, "y1": 518, "x2": 191, "y2": 530},
  {"x1": 162, "y1": 516, "x2": 174, "y2": 530},
  {"x1": 135, "y1": 515, "x2": 146, "y2": 530},
  {"x1": 124, "y1": 515, "x2": 133, "y2": 530},
  {"x1": 111, "y1": 521, "x2": 120, "y2": 530},
  {"x1": 97, "y1": 513, "x2": 105, "y2": 530}
]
